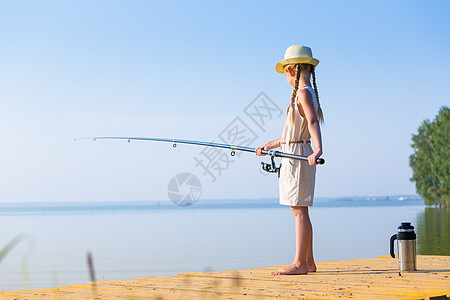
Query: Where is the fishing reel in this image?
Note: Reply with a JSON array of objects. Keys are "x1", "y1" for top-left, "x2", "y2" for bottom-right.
[{"x1": 260, "y1": 155, "x2": 282, "y2": 178}]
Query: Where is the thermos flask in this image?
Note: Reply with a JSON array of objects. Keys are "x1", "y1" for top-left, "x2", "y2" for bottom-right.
[{"x1": 390, "y1": 222, "x2": 417, "y2": 271}]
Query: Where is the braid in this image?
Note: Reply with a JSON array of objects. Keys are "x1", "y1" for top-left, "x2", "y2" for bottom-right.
[
  {"x1": 312, "y1": 67, "x2": 324, "y2": 123},
  {"x1": 287, "y1": 64, "x2": 301, "y2": 124}
]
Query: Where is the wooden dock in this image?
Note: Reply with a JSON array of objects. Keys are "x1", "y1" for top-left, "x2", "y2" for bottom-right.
[{"x1": 1, "y1": 255, "x2": 449, "y2": 299}]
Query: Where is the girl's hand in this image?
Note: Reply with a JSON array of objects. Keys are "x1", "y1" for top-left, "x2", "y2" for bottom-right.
[
  {"x1": 255, "y1": 144, "x2": 268, "y2": 156},
  {"x1": 308, "y1": 150, "x2": 323, "y2": 166}
]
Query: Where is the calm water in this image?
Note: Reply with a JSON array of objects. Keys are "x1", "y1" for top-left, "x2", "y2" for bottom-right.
[{"x1": 0, "y1": 198, "x2": 448, "y2": 291}]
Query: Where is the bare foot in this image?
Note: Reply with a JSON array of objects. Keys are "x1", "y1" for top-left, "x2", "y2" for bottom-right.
[
  {"x1": 307, "y1": 261, "x2": 317, "y2": 273},
  {"x1": 271, "y1": 264, "x2": 308, "y2": 275},
  {"x1": 275, "y1": 265, "x2": 291, "y2": 273}
]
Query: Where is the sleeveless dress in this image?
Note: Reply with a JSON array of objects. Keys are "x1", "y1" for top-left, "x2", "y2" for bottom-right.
[{"x1": 279, "y1": 86, "x2": 319, "y2": 206}]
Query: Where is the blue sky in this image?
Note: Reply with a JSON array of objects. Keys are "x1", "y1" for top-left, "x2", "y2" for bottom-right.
[{"x1": 0, "y1": 0, "x2": 449, "y2": 202}]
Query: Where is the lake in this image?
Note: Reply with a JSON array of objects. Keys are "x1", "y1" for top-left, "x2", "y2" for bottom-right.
[{"x1": 0, "y1": 197, "x2": 448, "y2": 291}]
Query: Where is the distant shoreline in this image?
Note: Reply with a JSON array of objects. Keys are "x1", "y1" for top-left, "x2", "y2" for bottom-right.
[
  {"x1": 0, "y1": 194, "x2": 424, "y2": 205},
  {"x1": 0, "y1": 196, "x2": 426, "y2": 216}
]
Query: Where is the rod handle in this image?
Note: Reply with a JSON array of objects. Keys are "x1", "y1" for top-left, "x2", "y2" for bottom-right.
[{"x1": 316, "y1": 158, "x2": 325, "y2": 165}]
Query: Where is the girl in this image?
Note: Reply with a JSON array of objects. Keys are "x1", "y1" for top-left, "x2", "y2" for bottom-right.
[{"x1": 256, "y1": 45, "x2": 323, "y2": 275}]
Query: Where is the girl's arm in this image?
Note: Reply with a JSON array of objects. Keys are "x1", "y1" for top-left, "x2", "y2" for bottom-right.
[
  {"x1": 255, "y1": 137, "x2": 281, "y2": 156},
  {"x1": 298, "y1": 89, "x2": 323, "y2": 166}
]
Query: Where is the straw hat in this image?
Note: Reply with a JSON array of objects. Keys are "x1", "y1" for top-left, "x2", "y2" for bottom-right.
[{"x1": 275, "y1": 45, "x2": 319, "y2": 73}]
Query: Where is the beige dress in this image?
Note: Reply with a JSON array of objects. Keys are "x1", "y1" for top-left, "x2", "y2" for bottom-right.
[{"x1": 279, "y1": 86, "x2": 318, "y2": 206}]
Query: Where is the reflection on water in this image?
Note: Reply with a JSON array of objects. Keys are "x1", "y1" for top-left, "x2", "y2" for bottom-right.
[{"x1": 416, "y1": 206, "x2": 450, "y2": 255}]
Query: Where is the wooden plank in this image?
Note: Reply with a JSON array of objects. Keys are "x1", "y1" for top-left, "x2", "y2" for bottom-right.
[{"x1": 1, "y1": 255, "x2": 449, "y2": 299}]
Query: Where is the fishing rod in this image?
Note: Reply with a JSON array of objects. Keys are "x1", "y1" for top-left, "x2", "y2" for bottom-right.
[{"x1": 75, "y1": 137, "x2": 325, "y2": 177}]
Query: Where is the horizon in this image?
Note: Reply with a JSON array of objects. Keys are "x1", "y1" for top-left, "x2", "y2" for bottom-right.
[{"x1": 0, "y1": 193, "x2": 424, "y2": 205}]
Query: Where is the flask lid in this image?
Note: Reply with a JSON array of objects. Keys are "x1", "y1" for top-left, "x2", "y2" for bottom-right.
[{"x1": 398, "y1": 222, "x2": 415, "y2": 232}]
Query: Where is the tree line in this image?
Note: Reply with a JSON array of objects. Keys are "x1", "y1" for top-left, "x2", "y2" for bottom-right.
[{"x1": 410, "y1": 106, "x2": 449, "y2": 206}]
